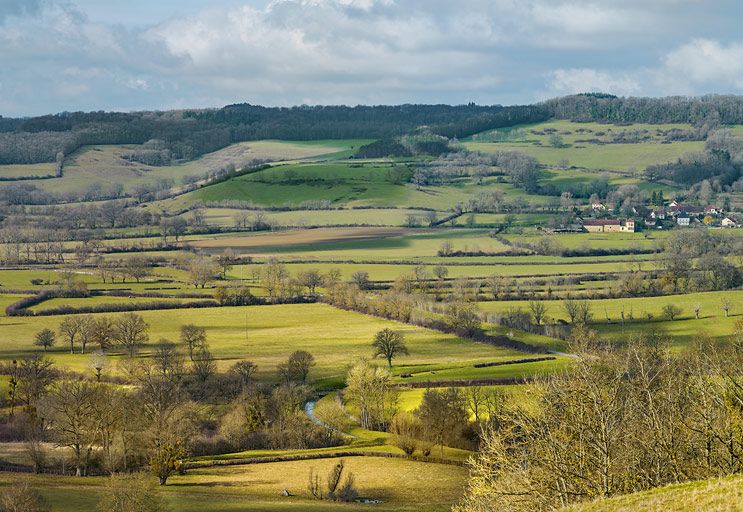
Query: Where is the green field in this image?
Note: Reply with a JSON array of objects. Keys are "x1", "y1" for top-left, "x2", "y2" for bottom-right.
[
  {"x1": 171, "y1": 160, "x2": 559, "y2": 211},
  {"x1": 0, "y1": 303, "x2": 528, "y2": 379},
  {"x1": 0, "y1": 140, "x2": 366, "y2": 196},
  {"x1": 0, "y1": 162, "x2": 56, "y2": 178},
  {"x1": 465, "y1": 120, "x2": 707, "y2": 171},
  {"x1": 0, "y1": 456, "x2": 467, "y2": 512},
  {"x1": 479, "y1": 290, "x2": 743, "y2": 347}
]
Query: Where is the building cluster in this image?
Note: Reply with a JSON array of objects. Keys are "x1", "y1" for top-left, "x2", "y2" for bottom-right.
[{"x1": 581, "y1": 200, "x2": 740, "y2": 233}]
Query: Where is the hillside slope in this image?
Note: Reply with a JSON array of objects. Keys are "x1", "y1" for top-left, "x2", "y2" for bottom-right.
[{"x1": 566, "y1": 475, "x2": 743, "y2": 512}]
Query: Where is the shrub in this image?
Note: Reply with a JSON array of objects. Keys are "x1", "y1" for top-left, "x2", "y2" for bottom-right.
[
  {"x1": 0, "y1": 483, "x2": 49, "y2": 512},
  {"x1": 662, "y1": 304, "x2": 683, "y2": 320},
  {"x1": 390, "y1": 412, "x2": 421, "y2": 456},
  {"x1": 97, "y1": 472, "x2": 169, "y2": 512}
]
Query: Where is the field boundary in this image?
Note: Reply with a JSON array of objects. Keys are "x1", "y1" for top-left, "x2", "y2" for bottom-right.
[{"x1": 185, "y1": 450, "x2": 466, "y2": 469}]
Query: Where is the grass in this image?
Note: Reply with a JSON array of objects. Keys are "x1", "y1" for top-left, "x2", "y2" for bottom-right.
[
  {"x1": 565, "y1": 474, "x2": 743, "y2": 512},
  {"x1": 0, "y1": 140, "x2": 363, "y2": 196},
  {"x1": 0, "y1": 267, "x2": 199, "y2": 295},
  {"x1": 190, "y1": 228, "x2": 518, "y2": 261},
  {"x1": 0, "y1": 456, "x2": 467, "y2": 511},
  {"x1": 466, "y1": 140, "x2": 704, "y2": 172},
  {"x1": 397, "y1": 384, "x2": 535, "y2": 417},
  {"x1": 27, "y1": 295, "x2": 195, "y2": 313},
  {"x1": 200, "y1": 207, "x2": 434, "y2": 228},
  {"x1": 479, "y1": 290, "x2": 743, "y2": 348},
  {"x1": 393, "y1": 356, "x2": 570, "y2": 384},
  {"x1": 191, "y1": 161, "x2": 412, "y2": 207},
  {"x1": 0, "y1": 303, "x2": 525, "y2": 378},
  {"x1": 171, "y1": 160, "x2": 559, "y2": 211},
  {"x1": 228, "y1": 261, "x2": 631, "y2": 282},
  {"x1": 501, "y1": 229, "x2": 670, "y2": 250},
  {"x1": 465, "y1": 119, "x2": 707, "y2": 171},
  {"x1": 0, "y1": 162, "x2": 55, "y2": 178}
]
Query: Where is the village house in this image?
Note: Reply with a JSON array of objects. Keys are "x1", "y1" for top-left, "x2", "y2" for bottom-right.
[
  {"x1": 705, "y1": 205, "x2": 723, "y2": 216},
  {"x1": 677, "y1": 216, "x2": 691, "y2": 226},
  {"x1": 650, "y1": 208, "x2": 666, "y2": 220},
  {"x1": 583, "y1": 218, "x2": 635, "y2": 233},
  {"x1": 668, "y1": 204, "x2": 705, "y2": 218},
  {"x1": 722, "y1": 216, "x2": 740, "y2": 228}
]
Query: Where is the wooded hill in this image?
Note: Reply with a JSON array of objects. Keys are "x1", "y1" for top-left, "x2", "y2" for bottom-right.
[{"x1": 2, "y1": 94, "x2": 743, "y2": 166}]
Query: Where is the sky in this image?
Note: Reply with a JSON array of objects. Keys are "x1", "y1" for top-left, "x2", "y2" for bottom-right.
[{"x1": 0, "y1": 0, "x2": 742, "y2": 116}]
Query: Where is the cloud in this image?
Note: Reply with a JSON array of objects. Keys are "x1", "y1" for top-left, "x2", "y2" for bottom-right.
[
  {"x1": 0, "y1": 0, "x2": 43, "y2": 23},
  {"x1": 543, "y1": 37, "x2": 743, "y2": 100},
  {"x1": 542, "y1": 68, "x2": 642, "y2": 98},
  {"x1": 662, "y1": 39, "x2": 743, "y2": 91},
  {"x1": 0, "y1": 0, "x2": 742, "y2": 115}
]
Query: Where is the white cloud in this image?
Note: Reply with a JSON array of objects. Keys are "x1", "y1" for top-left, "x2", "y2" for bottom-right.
[
  {"x1": 662, "y1": 39, "x2": 743, "y2": 91},
  {"x1": 543, "y1": 68, "x2": 642, "y2": 97},
  {"x1": 0, "y1": 0, "x2": 742, "y2": 115}
]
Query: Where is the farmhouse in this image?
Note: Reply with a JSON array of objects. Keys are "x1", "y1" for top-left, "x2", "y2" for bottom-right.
[
  {"x1": 677, "y1": 216, "x2": 691, "y2": 226},
  {"x1": 650, "y1": 208, "x2": 666, "y2": 220},
  {"x1": 722, "y1": 216, "x2": 740, "y2": 228},
  {"x1": 583, "y1": 218, "x2": 635, "y2": 233},
  {"x1": 668, "y1": 203, "x2": 706, "y2": 219}
]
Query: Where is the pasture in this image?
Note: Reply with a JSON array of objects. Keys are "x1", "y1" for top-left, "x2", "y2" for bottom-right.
[
  {"x1": 0, "y1": 303, "x2": 528, "y2": 379},
  {"x1": 479, "y1": 290, "x2": 743, "y2": 348},
  {"x1": 0, "y1": 140, "x2": 363, "y2": 196},
  {"x1": 465, "y1": 119, "x2": 706, "y2": 170},
  {"x1": 0, "y1": 456, "x2": 467, "y2": 512}
]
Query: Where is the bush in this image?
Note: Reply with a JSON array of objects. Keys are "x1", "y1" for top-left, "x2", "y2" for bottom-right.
[
  {"x1": 0, "y1": 483, "x2": 49, "y2": 512},
  {"x1": 662, "y1": 304, "x2": 683, "y2": 320},
  {"x1": 390, "y1": 412, "x2": 421, "y2": 456},
  {"x1": 97, "y1": 472, "x2": 169, "y2": 512}
]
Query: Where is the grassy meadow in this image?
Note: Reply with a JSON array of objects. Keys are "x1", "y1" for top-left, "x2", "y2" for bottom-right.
[
  {"x1": 0, "y1": 303, "x2": 528, "y2": 380},
  {"x1": 465, "y1": 119, "x2": 705, "y2": 171},
  {"x1": 0, "y1": 140, "x2": 365, "y2": 196},
  {"x1": 0, "y1": 456, "x2": 467, "y2": 512}
]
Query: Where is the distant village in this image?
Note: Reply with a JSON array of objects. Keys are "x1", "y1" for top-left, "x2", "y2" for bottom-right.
[{"x1": 571, "y1": 200, "x2": 740, "y2": 234}]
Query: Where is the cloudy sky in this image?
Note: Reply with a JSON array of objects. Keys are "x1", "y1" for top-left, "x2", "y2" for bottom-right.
[{"x1": 1, "y1": 0, "x2": 742, "y2": 116}]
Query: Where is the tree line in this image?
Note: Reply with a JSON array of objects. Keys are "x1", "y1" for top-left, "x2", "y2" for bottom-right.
[{"x1": 543, "y1": 93, "x2": 743, "y2": 126}]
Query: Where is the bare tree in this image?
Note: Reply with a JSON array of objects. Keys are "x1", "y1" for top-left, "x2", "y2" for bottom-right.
[
  {"x1": 278, "y1": 351, "x2": 315, "y2": 384},
  {"x1": 215, "y1": 248, "x2": 236, "y2": 279},
  {"x1": 191, "y1": 347, "x2": 216, "y2": 383},
  {"x1": 528, "y1": 301, "x2": 547, "y2": 326},
  {"x1": 297, "y1": 269, "x2": 323, "y2": 295},
  {"x1": 33, "y1": 329, "x2": 56, "y2": 352},
  {"x1": 229, "y1": 361, "x2": 257, "y2": 390},
  {"x1": 113, "y1": 313, "x2": 150, "y2": 357},
  {"x1": 179, "y1": 324, "x2": 206, "y2": 362},
  {"x1": 58, "y1": 316, "x2": 87, "y2": 354},
  {"x1": 40, "y1": 381, "x2": 103, "y2": 476},
  {"x1": 372, "y1": 328, "x2": 409, "y2": 367},
  {"x1": 188, "y1": 257, "x2": 218, "y2": 288},
  {"x1": 0, "y1": 483, "x2": 49, "y2": 512}
]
